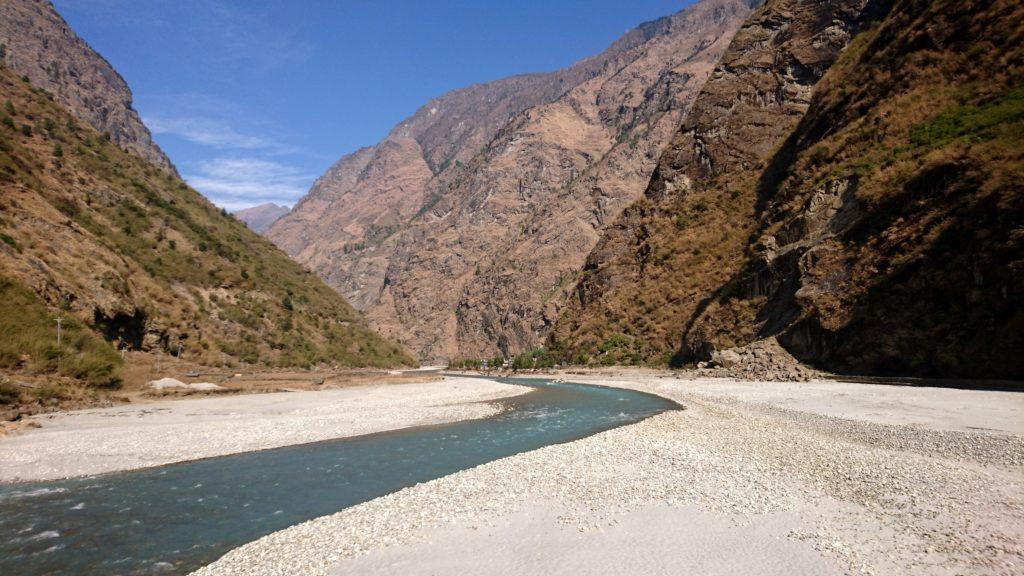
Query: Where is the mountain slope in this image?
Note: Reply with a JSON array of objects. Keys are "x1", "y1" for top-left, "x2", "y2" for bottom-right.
[
  {"x1": 0, "y1": 0, "x2": 176, "y2": 174},
  {"x1": 553, "y1": 0, "x2": 1024, "y2": 379},
  {"x1": 552, "y1": 0, "x2": 888, "y2": 365},
  {"x1": 267, "y1": 70, "x2": 623, "y2": 272},
  {"x1": 235, "y1": 203, "x2": 290, "y2": 233},
  {"x1": 270, "y1": 0, "x2": 759, "y2": 361},
  {"x1": 682, "y1": 0, "x2": 1024, "y2": 378},
  {"x1": 0, "y1": 64, "x2": 413, "y2": 393}
]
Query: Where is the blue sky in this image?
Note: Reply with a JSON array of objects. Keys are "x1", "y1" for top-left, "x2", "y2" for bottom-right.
[{"x1": 53, "y1": 0, "x2": 694, "y2": 211}]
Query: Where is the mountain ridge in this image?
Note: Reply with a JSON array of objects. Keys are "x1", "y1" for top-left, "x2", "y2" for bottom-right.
[
  {"x1": 0, "y1": 62, "x2": 413, "y2": 397},
  {"x1": 235, "y1": 203, "x2": 290, "y2": 233},
  {"x1": 552, "y1": 0, "x2": 888, "y2": 364},
  {"x1": 270, "y1": 0, "x2": 760, "y2": 362},
  {"x1": 551, "y1": 0, "x2": 1024, "y2": 379},
  {"x1": 0, "y1": 0, "x2": 177, "y2": 174}
]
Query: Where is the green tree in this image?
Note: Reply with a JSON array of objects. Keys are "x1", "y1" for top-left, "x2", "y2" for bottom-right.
[{"x1": 510, "y1": 353, "x2": 533, "y2": 371}]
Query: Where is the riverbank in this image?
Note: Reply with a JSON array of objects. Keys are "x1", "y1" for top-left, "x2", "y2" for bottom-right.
[
  {"x1": 0, "y1": 377, "x2": 529, "y2": 482},
  {"x1": 1, "y1": 360, "x2": 449, "y2": 423},
  {"x1": 195, "y1": 373, "x2": 1024, "y2": 576}
]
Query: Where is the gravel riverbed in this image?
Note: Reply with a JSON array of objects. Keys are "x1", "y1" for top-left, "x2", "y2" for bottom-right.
[
  {"x1": 193, "y1": 375, "x2": 1024, "y2": 576},
  {"x1": 0, "y1": 377, "x2": 528, "y2": 482}
]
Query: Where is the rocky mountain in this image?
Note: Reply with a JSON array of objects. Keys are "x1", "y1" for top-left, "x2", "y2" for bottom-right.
[
  {"x1": 235, "y1": 203, "x2": 290, "y2": 233},
  {"x1": 0, "y1": 0, "x2": 176, "y2": 174},
  {"x1": 270, "y1": 0, "x2": 759, "y2": 361},
  {"x1": 0, "y1": 63, "x2": 413, "y2": 391},
  {"x1": 552, "y1": 0, "x2": 1024, "y2": 379}
]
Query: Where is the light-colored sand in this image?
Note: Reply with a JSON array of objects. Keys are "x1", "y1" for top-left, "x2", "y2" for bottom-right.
[
  {"x1": 0, "y1": 377, "x2": 528, "y2": 482},
  {"x1": 194, "y1": 375, "x2": 1024, "y2": 576},
  {"x1": 333, "y1": 503, "x2": 844, "y2": 576}
]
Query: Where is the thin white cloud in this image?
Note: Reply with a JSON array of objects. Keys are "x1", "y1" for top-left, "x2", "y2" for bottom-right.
[
  {"x1": 146, "y1": 116, "x2": 272, "y2": 150},
  {"x1": 184, "y1": 158, "x2": 313, "y2": 211}
]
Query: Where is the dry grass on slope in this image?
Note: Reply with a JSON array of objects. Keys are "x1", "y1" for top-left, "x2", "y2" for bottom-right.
[
  {"x1": 550, "y1": 0, "x2": 874, "y2": 366},
  {"x1": 553, "y1": 0, "x2": 1024, "y2": 379},
  {"x1": 687, "y1": 0, "x2": 1024, "y2": 378},
  {"x1": 0, "y1": 65, "x2": 413, "y2": 405}
]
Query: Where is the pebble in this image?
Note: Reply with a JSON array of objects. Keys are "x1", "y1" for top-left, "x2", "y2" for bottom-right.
[
  {"x1": 0, "y1": 378, "x2": 530, "y2": 482},
  {"x1": 193, "y1": 376, "x2": 1024, "y2": 576}
]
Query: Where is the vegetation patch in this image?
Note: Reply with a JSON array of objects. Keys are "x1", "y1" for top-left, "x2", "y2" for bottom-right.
[
  {"x1": 0, "y1": 64, "x2": 414, "y2": 374},
  {"x1": 0, "y1": 275, "x2": 122, "y2": 387},
  {"x1": 910, "y1": 86, "x2": 1024, "y2": 148}
]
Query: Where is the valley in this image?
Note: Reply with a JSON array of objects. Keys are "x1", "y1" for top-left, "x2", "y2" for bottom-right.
[
  {"x1": 268, "y1": 0, "x2": 759, "y2": 361},
  {"x1": 0, "y1": 0, "x2": 1021, "y2": 575}
]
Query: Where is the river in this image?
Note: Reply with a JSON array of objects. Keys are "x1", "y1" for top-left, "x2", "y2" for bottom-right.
[{"x1": 0, "y1": 377, "x2": 677, "y2": 575}]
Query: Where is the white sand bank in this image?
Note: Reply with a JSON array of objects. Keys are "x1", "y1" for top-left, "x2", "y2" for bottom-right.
[{"x1": 0, "y1": 377, "x2": 528, "y2": 482}]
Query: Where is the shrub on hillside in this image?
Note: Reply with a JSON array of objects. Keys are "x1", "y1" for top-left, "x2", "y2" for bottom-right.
[{"x1": 0, "y1": 276, "x2": 121, "y2": 388}]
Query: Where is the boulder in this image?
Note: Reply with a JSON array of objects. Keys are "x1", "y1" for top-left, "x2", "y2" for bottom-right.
[{"x1": 710, "y1": 349, "x2": 742, "y2": 368}]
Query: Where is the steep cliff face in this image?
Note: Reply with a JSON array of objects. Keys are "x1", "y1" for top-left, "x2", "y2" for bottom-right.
[
  {"x1": 554, "y1": 0, "x2": 1023, "y2": 379},
  {"x1": 0, "y1": 65, "x2": 413, "y2": 390},
  {"x1": 266, "y1": 66, "x2": 626, "y2": 290},
  {"x1": 552, "y1": 0, "x2": 889, "y2": 365},
  {"x1": 0, "y1": 0, "x2": 176, "y2": 173},
  {"x1": 683, "y1": 0, "x2": 1024, "y2": 378},
  {"x1": 271, "y1": 0, "x2": 758, "y2": 361}
]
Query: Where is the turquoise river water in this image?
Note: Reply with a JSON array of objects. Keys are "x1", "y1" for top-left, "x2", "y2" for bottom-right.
[{"x1": 0, "y1": 377, "x2": 678, "y2": 575}]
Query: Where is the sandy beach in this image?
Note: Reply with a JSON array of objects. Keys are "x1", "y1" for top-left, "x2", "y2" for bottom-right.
[
  {"x1": 0, "y1": 377, "x2": 529, "y2": 482},
  {"x1": 194, "y1": 373, "x2": 1024, "y2": 576}
]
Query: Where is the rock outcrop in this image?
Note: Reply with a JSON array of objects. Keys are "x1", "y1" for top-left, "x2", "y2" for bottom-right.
[
  {"x1": 553, "y1": 0, "x2": 1024, "y2": 379},
  {"x1": 553, "y1": 0, "x2": 887, "y2": 365},
  {"x1": 683, "y1": 0, "x2": 1024, "y2": 378},
  {"x1": 270, "y1": 0, "x2": 759, "y2": 361},
  {"x1": 0, "y1": 0, "x2": 176, "y2": 174}
]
